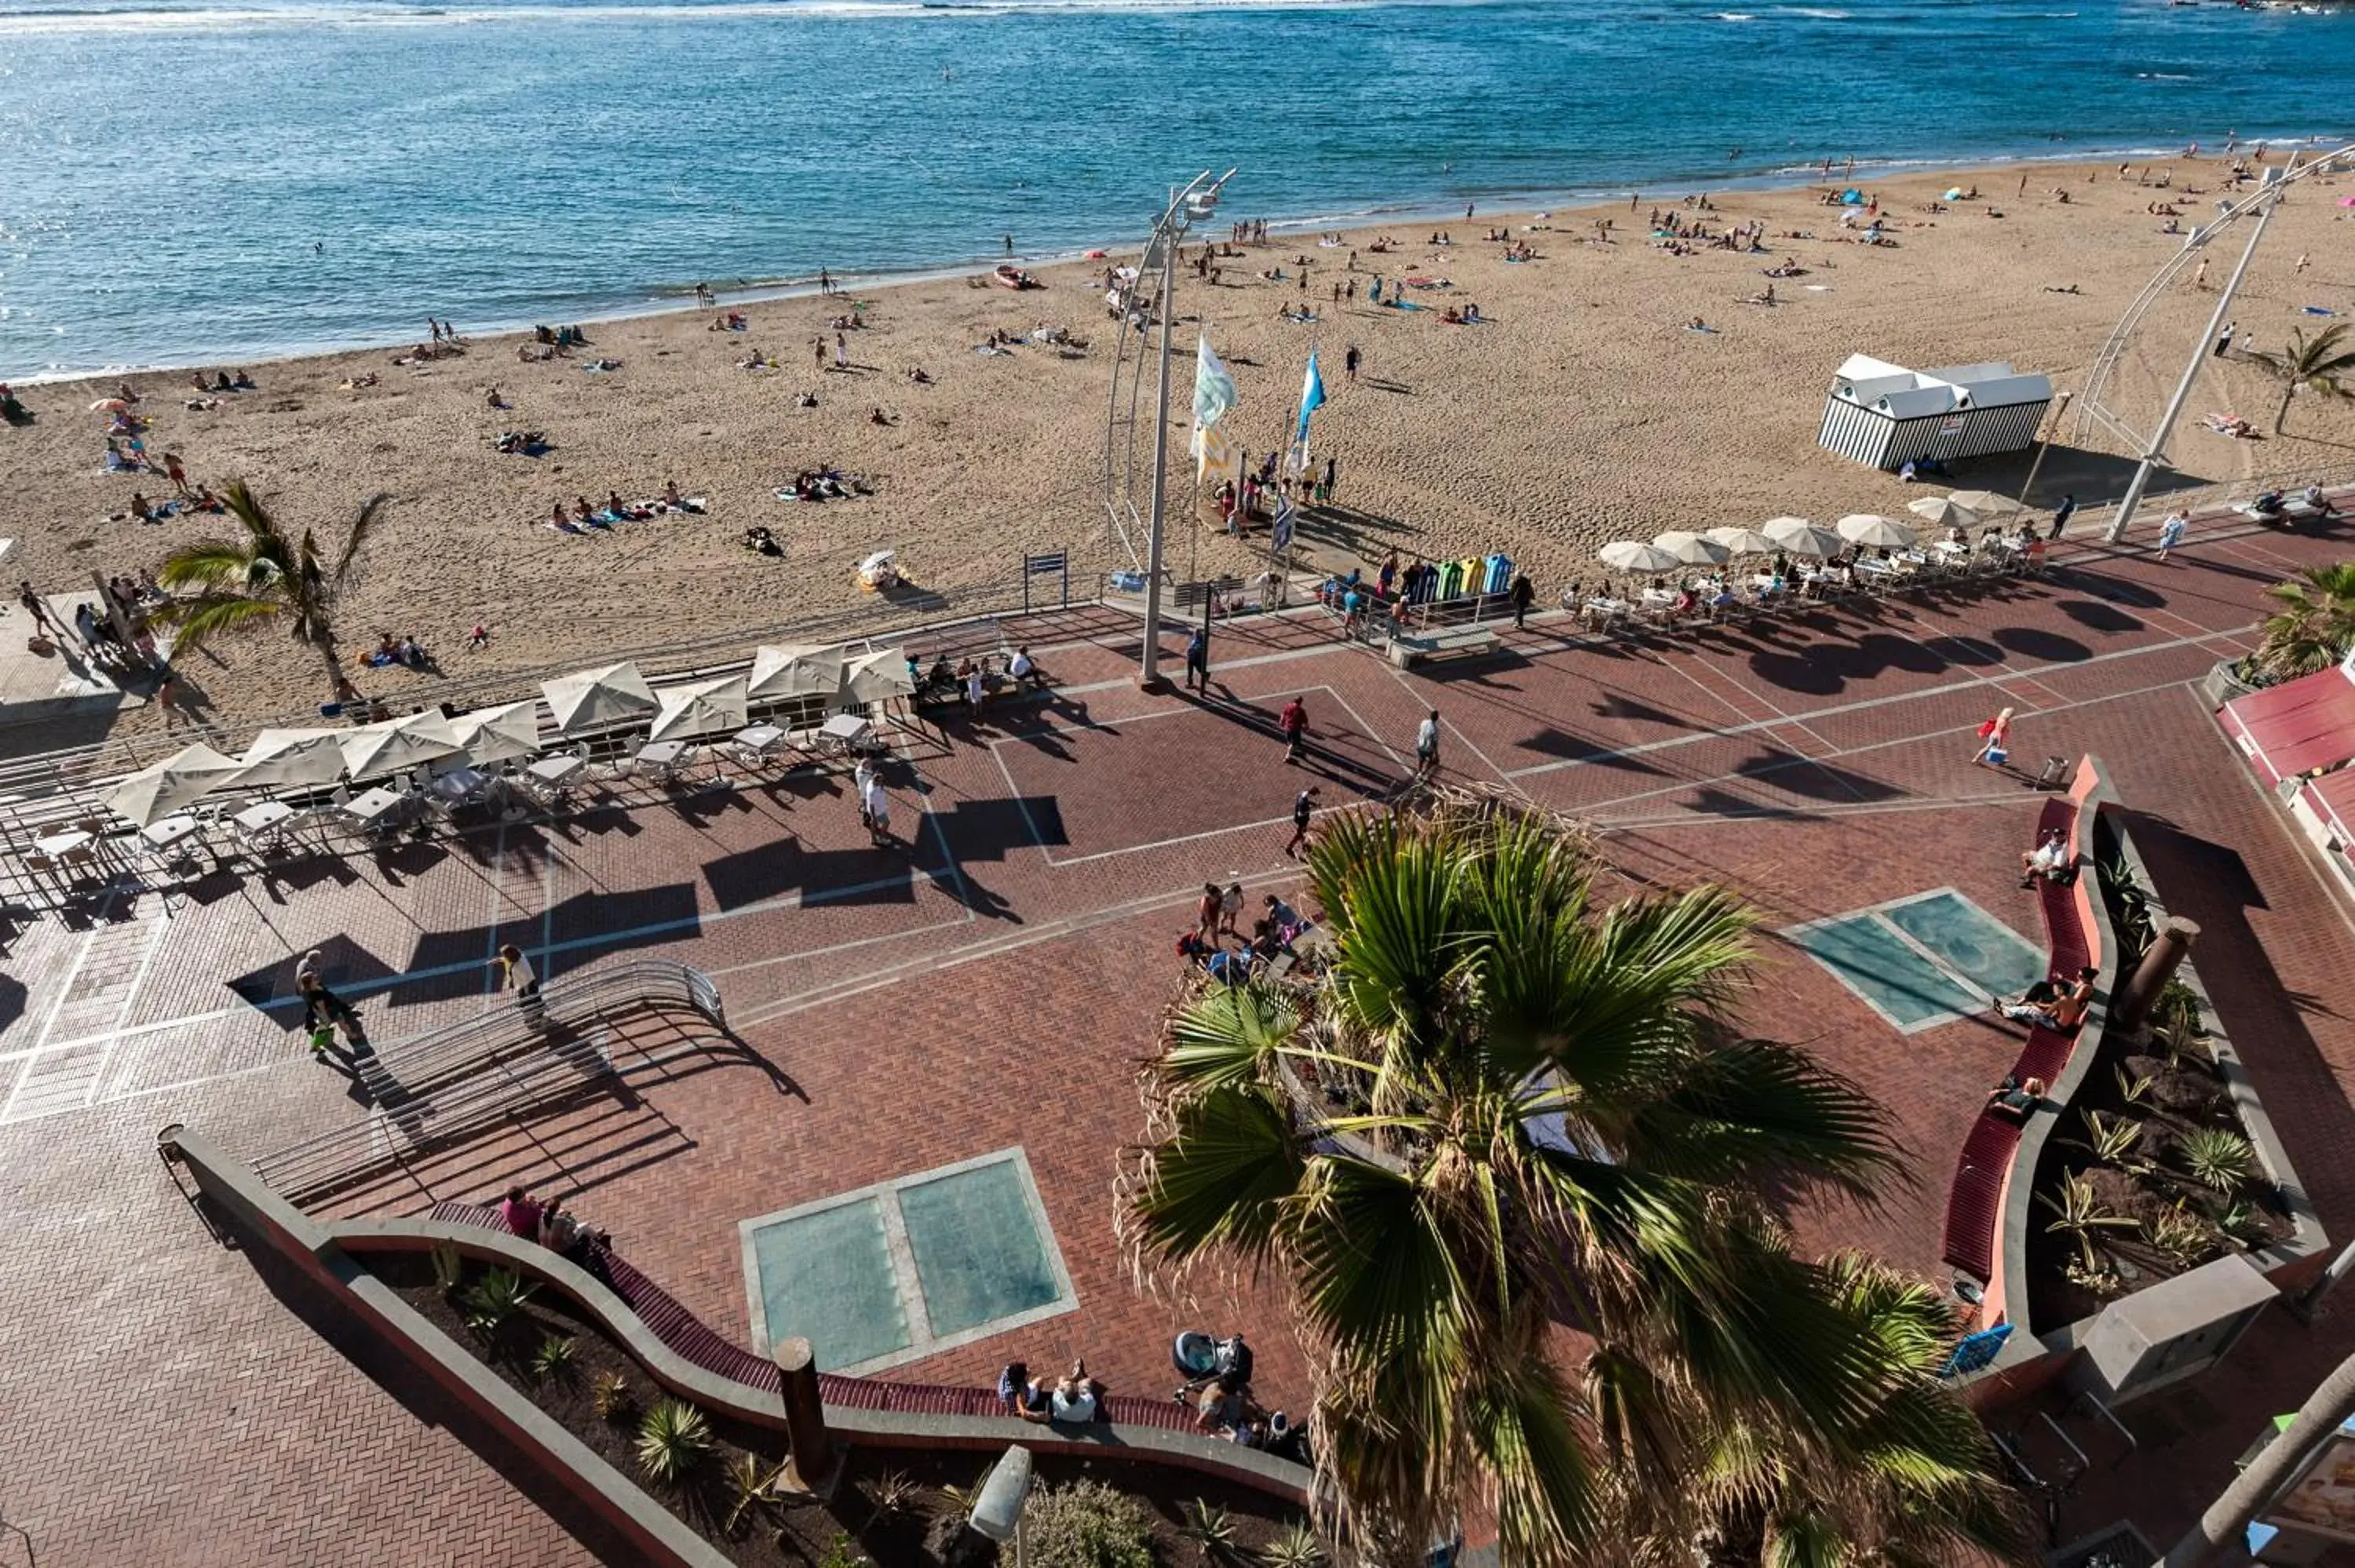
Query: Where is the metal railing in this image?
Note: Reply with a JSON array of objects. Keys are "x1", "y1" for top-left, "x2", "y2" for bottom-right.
[{"x1": 249, "y1": 958, "x2": 724, "y2": 1206}]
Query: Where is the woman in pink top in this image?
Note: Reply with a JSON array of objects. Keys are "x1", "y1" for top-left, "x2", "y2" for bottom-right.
[{"x1": 498, "y1": 1184, "x2": 543, "y2": 1238}]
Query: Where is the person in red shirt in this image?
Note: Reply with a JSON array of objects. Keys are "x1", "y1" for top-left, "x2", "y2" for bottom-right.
[
  {"x1": 1280, "y1": 696, "x2": 1309, "y2": 763},
  {"x1": 498, "y1": 1185, "x2": 544, "y2": 1238}
]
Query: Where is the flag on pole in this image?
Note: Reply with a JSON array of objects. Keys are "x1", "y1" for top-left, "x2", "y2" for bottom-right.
[
  {"x1": 1272, "y1": 488, "x2": 1297, "y2": 552},
  {"x1": 1295, "y1": 352, "x2": 1327, "y2": 444},
  {"x1": 1192, "y1": 332, "x2": 1239, "y2": 476}
]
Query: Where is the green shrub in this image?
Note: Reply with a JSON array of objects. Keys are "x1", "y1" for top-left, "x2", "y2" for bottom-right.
[
  {"x1": 528, "y1": 1333, "x2": 576, "y2": 1383},
  {"x1": 462, "y1": 1267, "x2": 536, "y2": 1335},
  {"x1": 1024, "y1": 1479, "x2": 1159, "y2": 1568},
  {"x1": 2182, "y1": 1128, "x2": 2255, "y2": 1194},
  {"x1": 636, "y1": 1398, "x2": 713, "y2": 1485}
]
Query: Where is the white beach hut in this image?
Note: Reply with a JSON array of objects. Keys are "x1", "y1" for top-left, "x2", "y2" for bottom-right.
[{"x1": 1816, "y1": 354, "x2": 2053, "y2": 472}]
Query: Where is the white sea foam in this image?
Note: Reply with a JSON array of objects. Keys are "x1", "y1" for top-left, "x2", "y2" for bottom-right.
[
  {"x1": 1714, "y1": 10, "x2": 1754, "y2": 18},
  {"x1": 0, "y1": 0, "x2": 1411, "y2": 31}
]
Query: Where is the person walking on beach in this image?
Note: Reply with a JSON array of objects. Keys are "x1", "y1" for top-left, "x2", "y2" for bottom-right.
[
  {"x1": 814, "y1": 337, "x2": 827, "y2": 373},
  {"x1": 1280, "y1": 695, "x2": 1309, "y2": 763},
  {"x1": 1344, "y1": 344, "x2": 1361, "y2": 383},
  {"x1": 2214, "y1": 320, "x2": 2236, "y2": 358},
  {"x1": 834, "y1": 331, "x2": 849, "y2": 370},
  {"x1": 2048, "y1": 494, "x2": 2076, "y2": 540},
  {"x1": 1414, "y1": 709, "x2": 1442, "y2": 780},
  {"x1": 1184, "y1": 626, "x2": 1210, "y2": 693},
  {"x1": 819, "y1": 267, "x2": 833, "y2": 295},
  {"x1": 1284, "y1": 786, "x2": 1320, "y2": 859},
  {"x1": 16, "y1": 581, "x2": 58, "y2": 641},
  {"x1": 2156, "y1": 511, "x2": 2189, "y2": 560},
  {"x1": 1972, "y1": 708, "x2": 2014, "y2": 769},
  {"x1": 495, "y1": 943, "x2": 545, "y2": 1026}
]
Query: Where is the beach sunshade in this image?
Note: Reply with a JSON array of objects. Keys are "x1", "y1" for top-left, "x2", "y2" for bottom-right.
[
  {"x1": 1907, "y1": 495, "x2": 1981, "y2": 528},
  {"x1": 1763, "y1": 516, "x2": 1843, "y2": 557},
  {"x1": 649, "y1": 674, "x2": 750, "y2": 742},
  {"x1": 448, "y1": 699, "x2": 542, "y2": 765},
  {"x1": 542, "y1": 661, "x2": 658, "y2": 735},
  {"x1": 2339, "y1": 195, "x2": 2355, "y2": 209},
  {"x1": 857, "y1": 549, "x2": 896, "y2": 574},
  {"x1": 1704, "y1": 526, "x2": 1780, "y2": 556},
  {"x1": 104, "y1": 742, "x2": 245, "y2": 827},
  {"x1": 1944, "y1": 187, "x2": 1965, "y2": 202},
  {"x1": 1945, "y1": 490, "x2": 2014, "y2": 517},
  {"x1": 340, "y1": 709, "x2": 462, "y2": 781},
  {"x1": 1653, "y1": 531, "x2": 1730, "y2": 566},
  {"x1": 841, "y1": 647, "x2": 916, "y2": 703},
  {"x1": 747, "y1": 643, "x2": 846, "y2": 701},
  {"x1": 231, "y1": 727, "x2": 349, "y2": 789},
  {"x1": 1597, "y1": 540, "x2": 1680, "y2": 574},
  {"x1": 1837, "y1": 513, "x2": 1918, "y2": 549}
]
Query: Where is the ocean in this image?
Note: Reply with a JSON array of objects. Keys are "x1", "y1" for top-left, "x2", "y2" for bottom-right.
[{"x1": 0, "y1": 0, "x2": 2349, "y2": 376}]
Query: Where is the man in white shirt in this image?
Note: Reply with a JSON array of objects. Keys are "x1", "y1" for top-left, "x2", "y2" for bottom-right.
[
  {"x1": 1414, "y1": 709, "x2": 1441, "y2": 778},
  {"x1": 1009, "y1": 647, "x2": 1038, "y2": 688},
  {"x1": 861, "y1": 771, "x2": 892, "y2": 845}
]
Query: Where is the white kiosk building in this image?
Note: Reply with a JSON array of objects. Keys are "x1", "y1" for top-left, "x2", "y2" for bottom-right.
[{"x1": 1816, "y1": 354, "x2": 2054, "y2": 471}]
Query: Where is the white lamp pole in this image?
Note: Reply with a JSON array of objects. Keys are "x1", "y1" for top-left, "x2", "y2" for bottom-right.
[
  {"x1": 1137, "y1": 170, "x2": 1232, "y2": 690},
  {"x1": 2109, "y1": 164, "x2": 2288, "y2": 543}
]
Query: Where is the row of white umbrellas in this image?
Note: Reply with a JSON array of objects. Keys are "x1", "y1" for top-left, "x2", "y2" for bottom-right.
[
  {"x1": 1597, "y1": 490, "x2": 2020, "y2": 575},
  {"x1": 104, "y1": 641, "x2": 916, "y2": 827}
]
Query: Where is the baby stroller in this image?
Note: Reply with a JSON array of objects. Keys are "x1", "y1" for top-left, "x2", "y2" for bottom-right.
[{"x1": 1170, "y1": 1329, "x2": 1254, "y2": 1400}]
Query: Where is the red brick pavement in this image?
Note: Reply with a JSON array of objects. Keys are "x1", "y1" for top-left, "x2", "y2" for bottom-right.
[{"x1": 9, "y1": 520, "x2": 2355, "y2": 1563}]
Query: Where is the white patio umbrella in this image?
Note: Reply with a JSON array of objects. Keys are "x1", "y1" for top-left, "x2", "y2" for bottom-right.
[
  {"x1": 1763, "y1": 516, "x2": 1844, "y2": 557},
  {"x1": 1704, "y1": 526, "x2": 1780, "y2": 556},
  {"x1": 841, "y1": 647, "x2": 916, "y2": 704},
  {"x1": 1947, "y1": 489, "x2": 2014, "y2": 518},
  {"x1": 447, "y1": 700, "x2": 542, "y2": 766},
  {"x1": 105, "y1": 743, "x2": 244, "y2": 827},
  {"x1": 229, "y1": 727, "x2": 349, "y2": 789},
  {"x1": 649, "y1": 674, "x2": 750, "y2": 742},
  {"x1": 1837, "y1": 513, "x2": 1919, "y2": 549},
  {"x1": 341, "y1": 709, "x2": 462, "y2": 781},
  {"x1": 542, "y1": 661, "x2": 658, "y2": 735},
  {"x1": 746, "y1": 644, "x2": 846, "y2": 701},
  {"x1": 1598, "y1": 540, "x2": 1680, "y2": 574},
  {"x1": 1907, "y1": 495, "x2": 1981, "y2": 529},
  {"x1": 1653, "y1": 531, "x2": 1731, "y2": 566}
]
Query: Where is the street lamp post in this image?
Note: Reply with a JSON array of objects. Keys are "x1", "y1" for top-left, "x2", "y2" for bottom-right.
[{"x1": 1135, "y1": 170, "x2": 1231, "y2": 690}]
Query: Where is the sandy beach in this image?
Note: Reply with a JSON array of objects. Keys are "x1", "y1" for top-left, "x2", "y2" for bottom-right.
[{"x1": 9, "y1": 151, "x2": 2355, "y2": 733}]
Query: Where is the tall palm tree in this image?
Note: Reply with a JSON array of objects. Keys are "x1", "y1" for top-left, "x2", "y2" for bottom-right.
[
  {"x1": 2241, "y1": 323, "x2": 2355, "y2": 435},
  {"x1": 2254, "y1": 562, "x2": 2355, "y2": 680},
  {"x1": 1127, "y1": 796, "x2": 2021, "y2": 1566},
  {"x1": 153, "y1": 480, "x2": 389, "y2": 691}
]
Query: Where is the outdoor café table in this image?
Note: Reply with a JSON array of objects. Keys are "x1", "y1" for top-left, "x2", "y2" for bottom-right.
[
  {"x1": 233, "y1": 799, "x2": 298, "y2": 852},
  {"x1": 731, "y1": 723, "x2": 785, "y2": 763},
  {"x1": 634, "y1": 738, "x2": 689, "y2": 781},
  {"x1": 816, "y1": 712, "x2": 874, "y2": 757},
  {"x1": 139, "y1": 815, "x2": 203, "y2": 854},
  {"x1": 1583, "y1": 597, "x2": 1627, "y2": 626},
  {"x1": 528, "y1": 754, "x2": 587, "y2": 789},
  {"x1": 33, "y1": 828, "x2": 93, "y2": 859},
  {"x1": 341, "y1": 786, "x2": 408, "y2": 829}
]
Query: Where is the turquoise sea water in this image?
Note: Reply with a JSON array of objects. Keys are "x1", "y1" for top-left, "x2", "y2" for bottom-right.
[{"x1": 2, "y1": 0, "x2": 2350, "y2": 374}]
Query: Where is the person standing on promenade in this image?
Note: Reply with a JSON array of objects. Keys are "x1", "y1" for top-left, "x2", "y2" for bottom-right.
[
  {"x1": 1972, "y1": 708, "x2": 2014, "y2": 769},
  {"x1": 495, "y1": 943, "x2": 545, "y2": 1026},
  {"x1": 1414, "y1": 709, "x2": 1442, "y2": 780},
  {"x1": 16, "y1": 581, "x2": 58, "y2": 641},
  {"x1": 2156, "y1": 511, "x2": 2189, "y2": 560},
  {"x1": 861, "y1": 768, "x2": 893, "y2": 846},
  {"x1": 2047, "y1": 494, "x2": 2076, "y2": 540},
  {"x1": 1185, "y1": 625, "x2": 1210, "y2": 694},
  {"x1": 1280, "y1": 695, "x2": 1309, "y2": 763},
  {"x1": 1196, "y1": 882, "x2": 1223, "y2": 944},
  {"x1": 1510, "y1": 571, "x2": 1535, "y2": 630},
  {"x1": 1284, "y1": 786, "x2": 1320, "y2": 859}
]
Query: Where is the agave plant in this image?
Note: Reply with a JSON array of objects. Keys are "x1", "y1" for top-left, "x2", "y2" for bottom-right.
[
  {"x1": 636, "y1": 1398, "x2": 713, "y2": 1485},
  {"x1": 429, "y1": 1241, "x2": 465, "y2": 1297},
  {"x1": 2183, "y1": 1128, "x2": 2256, "y2": 1194},
  {"x1": 2039, "y1": 1171, "x2": 2141, "y2": 1273},
  {"x1": 528, "y1": 1333, "x2": 576, "y2": 1383},
  {"x1": 863, "y1": 1469, "x2": 920, "y2": 1540},
  {"x1": 1179, "y1": 1497, "x2": 1238, "y2": 1562},
  {"x1": 2065, "y1": 1109, "x2": 2145, "y2": 1168},
  {"x1": 722, "y1": 1453, "x2": 783, "y2": 1537},
  {"x1": 460, "y1": 1267, "x2": 536, "y2": 1336},
  {"x1": 2113, "y1": 1064, "x2": 2156, "y2": 1108},
  {"x1": 592, "y1": 1370, "x2": 637, "y2": 1427},
  {"x1": 2148, "y1": 1202, "x2": 2215, "y2": 1271},
  {"x1": 1258, "y1": 1523, "x2": 1326, "y2": 1568}
]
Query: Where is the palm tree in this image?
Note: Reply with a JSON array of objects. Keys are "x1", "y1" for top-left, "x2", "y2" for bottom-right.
[
  {"x1": 2253, "y1": 562, "x2": 2355, "y2": 680},
  {"x1": 1127, "y1": 794, "x2": 2021, "y2": 1566},
  {"x1": 153, "y1": 480, "x2": 389, "y2": 692},
  {"x1": 2241, "y1": 323, "x2": 2355, "y2": 435}
]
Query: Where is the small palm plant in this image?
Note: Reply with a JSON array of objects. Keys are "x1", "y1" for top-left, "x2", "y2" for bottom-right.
[
  {"x1": 592, "y1": 1370, "x2": 637, "y2": 1427},
  {"x1": 528, "y1": 1333, "x2": 577, "y2": 1383},
  {"x1": 1258, "y1": 1523, "x2": 1326, "y2": 1568},
  {"x1": 2182, "y1": 1128, "x2": 2256, "y2": 1194},
  {"x1": 2254, "y1": 563, "x2": 2355, "y2": 681},
  {"x1": 460, "y1": 1267, "x2": 535, "y2": 1336},
  {"x1": 722, "y1": 1453, "x2": 783, "y2": 1537},
  {"x1": 429, "y1": 1242, "x2": 465, "y2": 1298},
  {"x1": 636, "y1": 1398, "x2": 712, "y2": 1485},
  {"x1": 2039, "y1": 1171, "x2": 2141, "y2": 1275},
  {"x1": 2065, "y1": 1109, "x2": 2145, "y2": 1169},
  {"x1": 152, "y1": 480, "x2": 391, "y2": 695},
  {"x1": 2243, "y1": 322, "x2": 2355, "y2": 433},
  {"x1": 2149, "y1": 1202, "x2": 2215, "y2": 1271},
  {"x1": 1179, "y1": 1497, "x2": 1238, "y2": 1563},
  {"x1": 2114, "y1": 1064, "x2": 2156, "y2": 1108},
  {"x1": 862, "y1": 1469, "x2": 920, "y2": 1541}
]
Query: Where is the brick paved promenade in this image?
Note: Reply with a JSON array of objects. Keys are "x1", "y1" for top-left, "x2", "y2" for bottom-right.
[{"x1": 6, "y1": 520, "x2": 2355, "y2": 1563}]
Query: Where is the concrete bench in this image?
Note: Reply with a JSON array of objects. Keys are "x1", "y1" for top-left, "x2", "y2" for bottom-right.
[{"x1": 1387, "y1": 624, "x2": 1498, "y2": 669}]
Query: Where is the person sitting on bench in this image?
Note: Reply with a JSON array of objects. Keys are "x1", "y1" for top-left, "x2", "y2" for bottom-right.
[
  {"x1": 2020, "y1": 827, "x2": 2073, "y2": 887},
  {"x1": 1987, "y1": 1074, "x2": 2049, "y2": 1120}
]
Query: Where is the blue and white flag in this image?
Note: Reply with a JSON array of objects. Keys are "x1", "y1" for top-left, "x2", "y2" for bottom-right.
[
  {"x1": 1295, "y1": 352, "x2": 1327, "y2": 444},
  {"x1": 1272, "y1": 489, "x2": 1297, "y2": 552},
  {"x1": 1194, "y1": 333, "x2": 1237, "y2": 432}
]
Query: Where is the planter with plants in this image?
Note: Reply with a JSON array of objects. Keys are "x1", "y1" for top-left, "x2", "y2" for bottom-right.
[{"x1": 374, "y1": 1249, "x2": 1313, "y2": 1566}]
